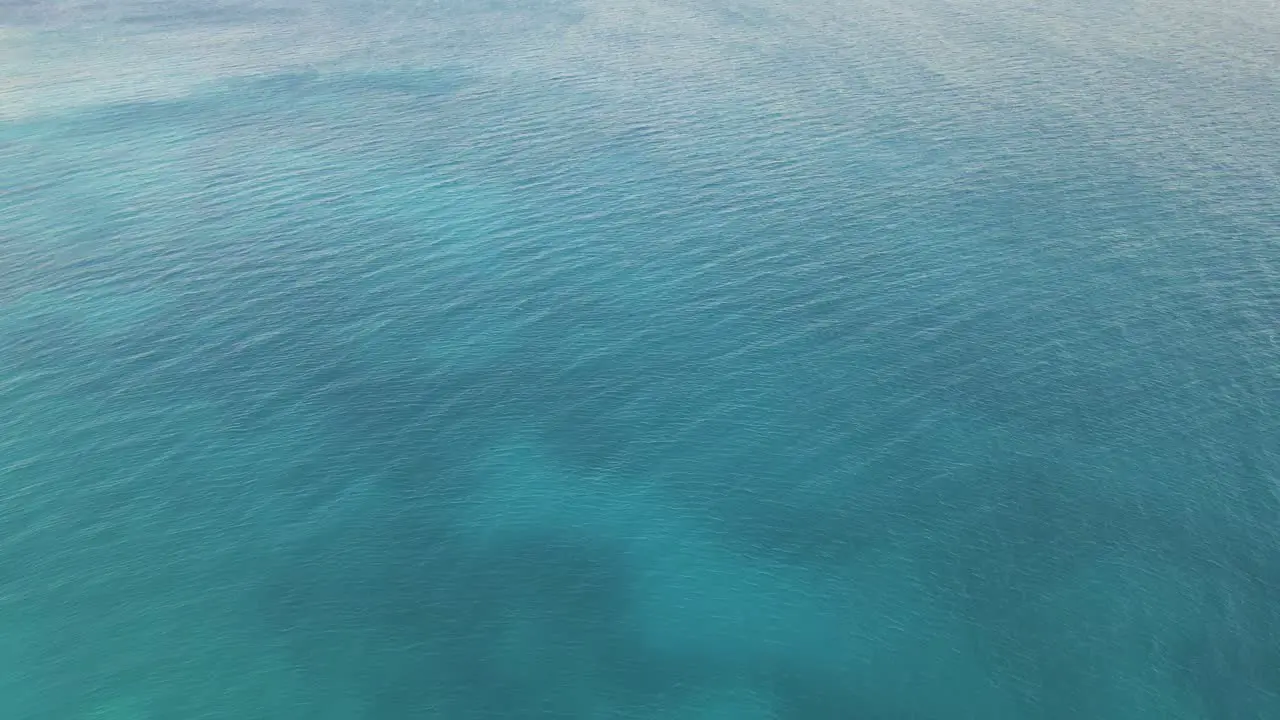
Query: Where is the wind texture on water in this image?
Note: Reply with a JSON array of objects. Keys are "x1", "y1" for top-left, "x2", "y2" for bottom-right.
[{"x1": 1, "y1": 0, "x2": 1279, "y2": 718}]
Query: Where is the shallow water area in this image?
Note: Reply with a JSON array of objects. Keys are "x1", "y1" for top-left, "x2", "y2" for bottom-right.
[{"x1": 2, "y1": 0, "x2": 1279, "y2": 718}]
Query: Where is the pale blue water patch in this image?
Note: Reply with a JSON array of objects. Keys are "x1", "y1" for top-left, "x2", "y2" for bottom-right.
[{"x1": 2, "y1": 0, "x2": 1280, "y2": 718}]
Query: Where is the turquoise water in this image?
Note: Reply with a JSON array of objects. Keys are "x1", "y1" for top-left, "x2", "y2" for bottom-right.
[{"x1": 2, "y1": 0, "x2": 1279, "y2": 718}]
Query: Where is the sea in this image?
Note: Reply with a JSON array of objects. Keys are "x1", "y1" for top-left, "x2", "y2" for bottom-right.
[{"x1": 1, "y1": 0, "x2": 1278, "y2": 718}]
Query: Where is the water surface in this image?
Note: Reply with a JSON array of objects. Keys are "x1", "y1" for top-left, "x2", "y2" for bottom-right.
[{"x1": 2, "y1": 0, "x2": 1279, "y2": 718}]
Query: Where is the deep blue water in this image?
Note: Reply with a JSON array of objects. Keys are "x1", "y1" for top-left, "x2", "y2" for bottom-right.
[{"x1": 2, "y1": 0, "x2": 1279, "y2": 718}]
